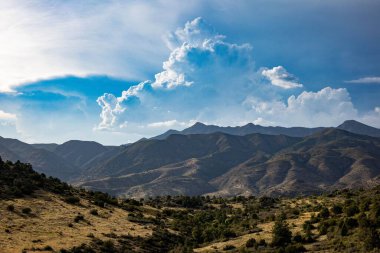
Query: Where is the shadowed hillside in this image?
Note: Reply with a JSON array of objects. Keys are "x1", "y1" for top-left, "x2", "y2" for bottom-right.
[{"x1": 78, "y1": 129, "x2": 380, "y2": 198}]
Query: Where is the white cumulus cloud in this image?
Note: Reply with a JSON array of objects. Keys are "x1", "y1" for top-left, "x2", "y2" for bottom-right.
[
  {"x1": 262, "y1": 66, "x2": 303, "y2": 89},
  {"x1": 245, "y1": 87, "x2": 357, "y2": 127},
  {"x1": 96, "y1": 17, "x2": 378, "y2": 137}
]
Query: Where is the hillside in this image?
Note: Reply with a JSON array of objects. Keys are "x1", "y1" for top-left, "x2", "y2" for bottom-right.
[
  {"x1": 0, "y1": 120, "x2": 379, "y2": 198},
  {"x1": 212, "y1": 129, "x2": 380, "y2": 196},
  {"x1": 77, "y1": 129, "x2": 380, "y2": 198},
  {"x1": 0, "y1": 137, "x2": 77, "y2": 181},
  {"x1": 77, "y1": 133, "x2": 300, "y2": 197},
  {"x1": 337, "y1": 120, "x2": 380, "y2": 137},
  {"x1": 1, "y1": 159, "x2": 380, "y2": 252}
]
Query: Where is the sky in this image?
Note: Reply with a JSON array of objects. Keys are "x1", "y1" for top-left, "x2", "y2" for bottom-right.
[{"x1": 0, "y1": 0, "x2": 379, "y2": 145}]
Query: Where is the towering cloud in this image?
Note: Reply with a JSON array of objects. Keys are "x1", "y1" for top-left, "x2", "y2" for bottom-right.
[{"x1": 96, "y1": 17, "x2": 377, "y2": 134}]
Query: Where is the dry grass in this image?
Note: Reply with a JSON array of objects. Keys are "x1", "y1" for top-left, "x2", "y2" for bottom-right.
[
  {"x1": 0, "y1": 191, "x2": 152, "y2": 253},
  {"x1": 194, "y1": 211, "x2": 318, "y2": 252}
]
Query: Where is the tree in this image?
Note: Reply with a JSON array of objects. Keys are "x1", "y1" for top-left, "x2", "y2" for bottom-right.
[{"x1": 272, "y1": 215, "x2": 292, "y2": 247}]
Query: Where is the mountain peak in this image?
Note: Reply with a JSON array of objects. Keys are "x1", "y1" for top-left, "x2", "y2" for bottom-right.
[
  {"x1": 339, "y1": 120, "x2": 366, "y2": 127},
  {"x1": 337, "y1": 120, "x2": 380, "y2": 137},
  {"x1": 191, "y1": 122, "x2": 207, "y2": 127}
]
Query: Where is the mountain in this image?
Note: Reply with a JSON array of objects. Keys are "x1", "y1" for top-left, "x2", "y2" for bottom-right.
[
  {"x1": 0, "y1": 137, "x2": 77, "y2": 180},
  {"x1": 212, "y1": 128, "x2": 380, "y2": 196},
  {"x1": 0, "y1": 137, "x2": 124, "y2": 182},
  {"x1": 153, "y1": 120, "x2": 380, "y2": 139},
  {"x1": 153, "y1": 122, "x2": 325, "y2": 139},
  {"x1": 78, "y1": 129, "x2": 380, "y2": 198},
  {"x1": 53, "y1": 140, "x2": 110, "y2": 168},
  {"x1": 32, "y1": 143, "x2": 59, "y2": 152},
  {"x1": 337, "y1": 120, "x2": 380, "y2": 137},
  {"x1": 1, "y1": 120, "x2": 379, "y2": 198},
  {"x1": 77, "y1": 133, "x2": 301, "y2": 197}
]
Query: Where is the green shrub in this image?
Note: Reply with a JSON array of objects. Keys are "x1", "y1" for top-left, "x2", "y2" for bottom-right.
[
  {"x1": 272, "y1": 217, "x2": 292, "y2": 247},
  {"x1": 43, "y1": 245, "x2": 53, "y2": 251},
  {"x1": 7, "y1": 204, "x2": 14, "y2": 212},
  {"x1": 64, "y1": 196, "x2": 80, "y2": 205},
  {"x1": 22, "y1": 207, "x2": 31, "y2": 214},
  {"x1": 344, "y1": 205, "x2": 359, "y2": 217},
  {"x1": 90, "y1": 209, "x2": 98, "y2": 216},
  {"x1": 318, "y1": 207, "x2": 329, "y2": 218},
  {"x1": 245, "y1": 238, "x2": 256, "y2": 248},
  {"x1": 284, "y1": 244, "x2": 306, "y2": 253},
  {"x1": 331, "y1": 205, "x2": 343, "y2": 215},
  {"x1": 74, "y1": 214, "x2": 84, "y2": 223},
  {"x1": 258, "y1": 239, "x2": 267, "y2": 246},
  {"x1": 223, "y1": 245, "x2": 236, "y2": 250}
]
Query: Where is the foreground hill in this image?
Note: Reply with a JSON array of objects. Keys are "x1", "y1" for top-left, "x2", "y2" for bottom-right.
[
  {"x1": 78, "y1": 129, "x2": 380, "y2": 198},
  {"x1": 1, "y1": 160, "x2": 380, "y2": 252}
]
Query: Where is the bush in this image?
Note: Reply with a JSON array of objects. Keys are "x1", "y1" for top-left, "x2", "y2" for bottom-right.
[
  {"x1": 223, "y1": 245, "x2": 236, "y2": 250},
  {"x1": 258, "y1": 239, "x2": 267, "y2": 247},
  {"x1": 22, "y1": 207, "x2": 31, "y2": 214},
  {"x1": 7, "y1": 204, "x2": 14, "y2": 212},
  {"x1": 74, "y1": 214, "x2": 84, "y2": 223},
  {"x1": 90, "y1": 209, "x2": 98, "y2": 216},
  {"x1": 318, "y1": 222, "x2": 328, "y2": 235},
  {"x1": 331, "y1": 205, "x2": 343, "y2": 215},
  {"x1": 344, "y1": 205, "x2": 359, "y2": 217},
  {"x1": 318, "y1": 207, "x2": 330, "y2": 218},
  {"x1": 64, "y1": 196, "x2": 80, "y2": 205},
  {"x1": 245, "y1": 238, "x2": 256, "y2": 248},
  {"x1": 272, "y1": 217, "x2": 292, "y2": 247},
  {"x1": 43, "y1": 245, "x2": 53, "y2": 251},
  {"x1": 284, "y1": 244, "x2": 306, "y2": 253}
]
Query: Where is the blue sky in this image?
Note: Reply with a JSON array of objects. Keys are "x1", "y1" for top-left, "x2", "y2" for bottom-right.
[{"x1": 0, "y1": 0, "x2": 379, "y2": 145}]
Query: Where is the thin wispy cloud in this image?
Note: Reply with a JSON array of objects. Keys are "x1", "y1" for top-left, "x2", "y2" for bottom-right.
[
  {"x1": 345, "y1": 77, "x2": 380, "y2": 84},
  {"x1": 0, "y1": 1, "x2": 193, "y2": 92}
]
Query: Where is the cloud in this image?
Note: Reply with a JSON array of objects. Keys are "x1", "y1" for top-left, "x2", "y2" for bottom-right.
[
  {"x1": 262, "y1": 66, "x2": 303, "y2": 89},
  {"x1": 0, "y1": 1, "x2": 197, "y2": 92},
  {"x1": 97, "y1": 17, "x2": 260, "y2": 131},
  {"x1": 360, "y1": 107, "x2": 380, "y2": 127},
  {"x1": 152, "y1": 17, "x2": 254, "y2": 89},
  {"x1": 147, "y1": 120, "x2": 194, "y2": 128},
  {"x1": 245, "y1": 87, "x2": 357, "y2": 127},
  {"x1": 96, "y1": 17, "x2": 380, "y2": 135},
  {"x1": 0, "y1": 110, "x2": 17, "y2": 122},
  {"x1": 345, "y1": 77, "x2": 380, "y2": 84}
]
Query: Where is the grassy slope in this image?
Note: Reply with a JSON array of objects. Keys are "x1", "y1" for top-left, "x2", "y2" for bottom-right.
[
  {"x1": 1, "y1": 159, "x2": 380, "y2": 252},
  {"x1": 0, "y1": 191, "x2": 151, "y2": 253}
]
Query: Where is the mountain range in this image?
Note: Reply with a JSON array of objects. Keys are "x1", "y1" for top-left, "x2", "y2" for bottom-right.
[{"x1": 0, "y1": 120, "x2": 380, "y2": 197}]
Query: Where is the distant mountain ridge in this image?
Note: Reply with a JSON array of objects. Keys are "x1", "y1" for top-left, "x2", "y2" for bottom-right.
[
  {"x1": 0, "y1": 120, "x2": 379, "y2": 198},
  {"x1": 153, "y1": 120, "x2": 380, "y2": 139}
]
